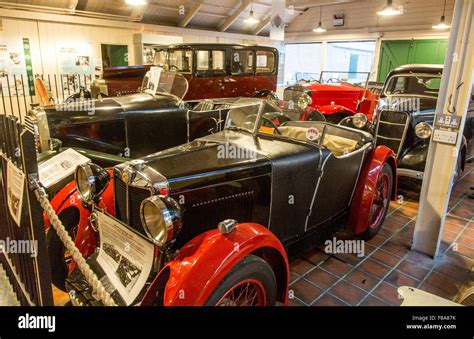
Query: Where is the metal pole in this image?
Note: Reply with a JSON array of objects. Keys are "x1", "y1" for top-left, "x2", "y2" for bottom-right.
[{"x1": 412, "y1": 0, "x2": 474, "y2": 258}]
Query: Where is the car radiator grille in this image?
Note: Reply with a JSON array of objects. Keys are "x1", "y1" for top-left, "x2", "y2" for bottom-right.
[
  {"x1": 184, "y1": 191, "x2": 255, "y2": 230},
  {"x1": 114, "y1": 176, "x2": 152, "y2": 235},
  {"x1": 375, "y1": 110, "x2": 410, "y2": 156}
]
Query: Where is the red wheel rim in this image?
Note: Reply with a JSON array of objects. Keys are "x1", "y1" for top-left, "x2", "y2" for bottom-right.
[
  {"x1": 216, "y1": 279, "x2": 266, "y2": 306},
  {"x1": 368, "y1": 173, "x2": 390, "y2": 230}
]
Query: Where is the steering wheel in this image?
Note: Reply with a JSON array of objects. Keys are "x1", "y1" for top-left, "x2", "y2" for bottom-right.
[
  {"x1": 169, "y1": 64, "x2": 180, "y2": 71},
  {"x1": 242, "y1": 114, "x2": 282, "y2": 135},
  {"x1": 326, "y1": 78, "x2": 340, "y2": 83}
]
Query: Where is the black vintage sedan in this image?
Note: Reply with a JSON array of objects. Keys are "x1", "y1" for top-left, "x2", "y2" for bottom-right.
[
  {"x1": 59, "y1": 98, "x2": 397, "y2": 306},
  {"x1": 342, "y1": 64, "x2": 473, "y2": 185}
]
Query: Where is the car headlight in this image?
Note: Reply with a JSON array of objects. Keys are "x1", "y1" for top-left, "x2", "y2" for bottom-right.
[
  {"x1": 297, "y1": 93, "x2": 312, "y2": 110},
  {"x1": 352, "y1": 113, "x2": 368, "y2": 129},
  {"x1": 140, "y1": 196, "x2": 182, "y2": 247},
  {"x1": 415, "y1": 122, "x2": 432, "y2": 139},
  {"x1": 75, "y1": 163, "x2": 110, "y2": 203}
]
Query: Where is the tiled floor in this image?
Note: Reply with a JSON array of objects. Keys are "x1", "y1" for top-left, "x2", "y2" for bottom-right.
[{"x1": 289, "y1": 162, "x2": 474, "y2": 306}]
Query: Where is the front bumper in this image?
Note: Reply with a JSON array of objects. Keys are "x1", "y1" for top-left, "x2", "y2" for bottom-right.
[{"x1": 397, "y1": 168, "x2": 424, "y2": 180}]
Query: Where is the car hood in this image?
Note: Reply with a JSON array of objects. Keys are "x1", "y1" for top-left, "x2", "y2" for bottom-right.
[
  {"x1": 117, "y1": 132, "x2": 270, "y2": 187},
  {"x1": 43, "y1": 92, "x2": 180, "y2": 124}
]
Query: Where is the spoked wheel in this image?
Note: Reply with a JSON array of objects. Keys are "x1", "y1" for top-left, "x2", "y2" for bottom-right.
[
  {"x1": 205, "y1": 255, "x2": 277, "y2": 306},
  {"x1": 361, "y1": 164, "x2": 393, "y2": 240},
  {"x1": 216, "y1": 279, "x2": 266, "y2": 306}
]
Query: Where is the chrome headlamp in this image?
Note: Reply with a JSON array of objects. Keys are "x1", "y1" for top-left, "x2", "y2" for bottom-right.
[
  {"x1": 415, "y1": 122, "x2": 432, "y2": 139},
  {"x1": 352, "y1": 113, "x2": 368, "y2": 129},
  {"x1": 140, "y1": 196, "x2": 182, "y2": 247},
  {"x1": 297, "y1": 93, "x2": 312, "y2": 110},
  {"x1": 75, "y1": 163, "x2": 110, "y2": 203}
]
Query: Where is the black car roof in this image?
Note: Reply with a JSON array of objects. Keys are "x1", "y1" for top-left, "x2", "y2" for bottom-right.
[
  {"x1": 160, "y1": 43, "x2": 277, "y2": 51},
  {"x1": 388, "y1": 64, "x2": 443, "y2": 77}
]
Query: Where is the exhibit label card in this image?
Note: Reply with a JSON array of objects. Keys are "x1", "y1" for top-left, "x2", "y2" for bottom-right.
[
  {"x1": 96, "y1": 211, "x2": 154, "y2": 306},
  {"x1": 38, "y1": 148, "x2": 90, "y2": 188},
  {"x1": 6, "y1": 160, "x2": 25, "y2": 226}
]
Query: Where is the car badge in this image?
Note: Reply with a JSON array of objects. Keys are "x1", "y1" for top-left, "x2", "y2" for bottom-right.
[
  {"x1": 122, "y1": 170, "x2": 133, "y2": 184},
  {"x1": 306, "y1": 127, "x2": 320, "y2": 141}
]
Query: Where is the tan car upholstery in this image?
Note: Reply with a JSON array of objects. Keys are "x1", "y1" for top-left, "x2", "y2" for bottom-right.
[{"x1": 278, "y1": 126, "x2": 359, "y2": 157}]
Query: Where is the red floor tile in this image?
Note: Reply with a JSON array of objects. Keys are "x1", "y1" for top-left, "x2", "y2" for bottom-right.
[
  {"x1": 288, "y1": 297, "x2": 306, "y2": 306},
  {"x1": 418, "y1": 282, "x2": 456, "y2": 300},
  {"x1": 359, "y1": 258, "x2": 391, "y2": 279},
  {"x1": 345, "y1": 269, "x2": 380, "y2": 292},
  {"x1": 384, "y1": 270, "x2": 419, "y2": 288},
  {"x1": 290, "y1": 258, "x2": 315, "y2": 276},
  {"x1": 328, "y1": 280, "x2": 367, "y2": 306},
  {"x1": 381, "y1": 241, "x2": 410, "y2": 257},
  {"x1": 396, "y1": 260, "x2": 430, "y2": 281},
  {"x1": 290, "y1": 278, "x2": 323, "y2": 304},
  {"x1": 424, "y1": 271, "x2": 461, "y2": 295},
  {"x1": 372, "y1": 282, "x2": 403, "y2": 306},
  {"x1": 370, "y1": 249, "x2": 401, "y2": 267},
  {"x1": 303, "y1": 248, "x2": 330, "y2": 266},
  {"x1": 367, "y1": 235, "x2": 386, "y2": 247},
  {"x1": 319, "y1": 257, "x2": 353, "y2": 277},
  {"x1": 405, "y1": 250, "x2": 437, "y2": 269},
  {"x1": 304, "y1": 267, "x2": 338, "y2": 290}
]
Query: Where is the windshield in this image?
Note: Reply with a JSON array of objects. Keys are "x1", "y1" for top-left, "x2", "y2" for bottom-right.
[
  {"x1": 141, "y1": 69, "x2": 189, "y2": 100},
  {"x1": 225, "y1": 98, "x2": 281, "y2": 134},
  {"x1": 384, "y1": 74, "x2": 441, "y2": 97},
  {"x1": 154, "y1": 49, "x2": 193, "y2": 73},
  {"x1": 319, "y1": 71, "x2": 370, "y2": 88}
]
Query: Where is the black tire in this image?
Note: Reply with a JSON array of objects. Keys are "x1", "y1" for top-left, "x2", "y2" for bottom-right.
[
  {"x1": 205, "y1": 254, "x2": 277, "y2": 306},
  {"x1": 46, "y1": 208, "x2": 79, "y2": 291},
  {"x1": 361, "y1": 163, "x2": 393, "y2": 240}
]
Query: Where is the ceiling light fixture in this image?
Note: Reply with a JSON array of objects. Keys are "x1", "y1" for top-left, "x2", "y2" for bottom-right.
[
  {"x1": 377, "y1": 0, "x2": 402, "y2": 16},
  {"x1": 125, "y1": 0, "x2": 147, "y2": 6},
  {"x1": 433, "y1": 0, "x2": 451, "y2": 29},
  {"x1": 244, "y1": 2, "x2": 260, "y2": 24},
  {"x1": 313, "y1": 5, "x2": 326, "y2": 33}
]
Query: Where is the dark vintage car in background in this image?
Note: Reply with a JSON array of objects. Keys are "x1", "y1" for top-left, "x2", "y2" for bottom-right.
[
  {"x1": 91, "y1": 43, "x2": 279, "y2": 100},
  {"x1": 47, "y1": 98, "x2": 398, "y2": 306},
  {"x1": 341, "y1": 64, "x2": 473, "y2": 185},
  {"x1": 283, "y1": 71, "x2": 380, "y2": 123},
  {"x1": 28, "y1": 71, "x2": 266, "y2": 169}
]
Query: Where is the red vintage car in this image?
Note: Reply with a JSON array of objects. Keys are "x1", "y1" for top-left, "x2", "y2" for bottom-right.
[
  {"x1": 91, "y1": 43, "x2": 278, "y2": 100},
  {"x1": 283, "y1": 71, "x2": 381, "y2": 123}
]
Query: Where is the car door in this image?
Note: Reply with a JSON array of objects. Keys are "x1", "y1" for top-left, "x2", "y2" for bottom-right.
[
  {"x1": 305, "y1": 137, "x2": 369, "y2": 230},
  {"x1": 190, "y1": 48, "x2": 227, "y2": 100}
]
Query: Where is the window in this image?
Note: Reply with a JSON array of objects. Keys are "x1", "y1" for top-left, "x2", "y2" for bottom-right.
[
  {"x1": 196, "y1": 50, "x2": 209, "y2": 71},
  {"x1": 256, "y1": 51, "x2": 275, "y2": 74},
  {"x1": 283, "y1": 43, "x2": 322, "y2": 85},
  {"x1": 384, "y1": 75, "x2": 442, "y2": 97},
  {"x1": 231, "y1": 50, "x2": 254, "y2": 74},
  {"x1": 196, "y1": 50, "x2": 225, "y2": 73},
  {"x1": 325, "y1": 41, "x2": 376, "y2": 84},
  {"x1": 169, "y1": 49, "x2": 192, "y2": 73}
]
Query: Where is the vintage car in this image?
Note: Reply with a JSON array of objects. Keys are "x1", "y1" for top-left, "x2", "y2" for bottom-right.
[
  {"x1": 46, "y1": 98, "x2": 397, "y2": 306},
  {"x1": 283, "y1": 71, "x2": 380, "y2": 123},
  {"x1": 91, "y1": 43, "x2": 278, "y2": 100},
  {"x1": 341, "y1": 64, "x2": 473, "y2": 185}
]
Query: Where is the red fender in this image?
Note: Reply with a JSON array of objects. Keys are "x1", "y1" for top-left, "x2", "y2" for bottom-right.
[
  {"x1": 349, "y1": 145, "x2": 398, "y2": 235},
  {"x1": 141, "y1": 223, "x2": 289, "y2": 306},
  {"x1": 44, "y1": 170, "x2": 115, "y2": 273}
]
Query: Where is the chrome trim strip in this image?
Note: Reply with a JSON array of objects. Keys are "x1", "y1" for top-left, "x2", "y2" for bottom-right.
[
  {"x1": 397, "y1": 168, "x2": 424, "y2": 179},
  {"x1": 348, "y1": 143, "x2": 373, "y2": 204}
]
